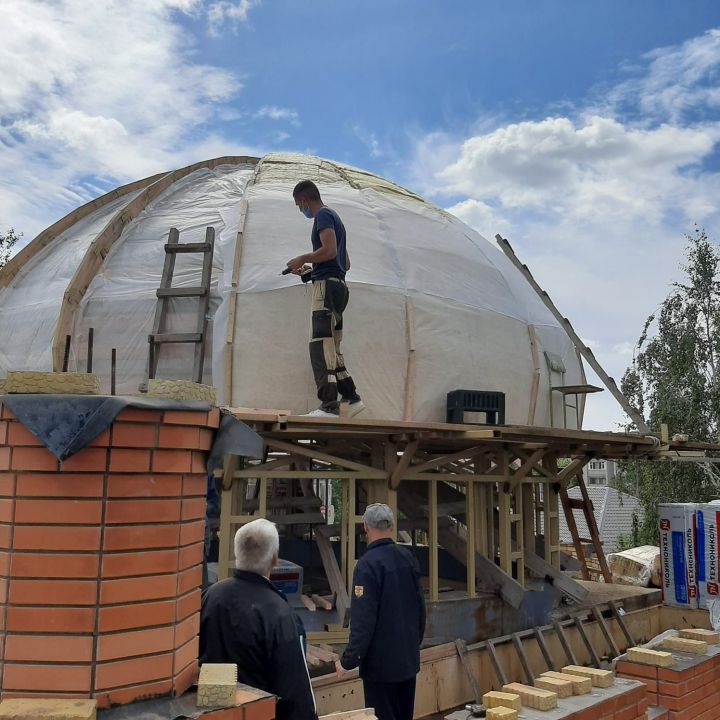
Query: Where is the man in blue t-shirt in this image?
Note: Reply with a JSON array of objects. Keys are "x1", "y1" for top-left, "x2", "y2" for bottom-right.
[{"x1": 286, "y1": 180, "x2": 364, "y2": 417}]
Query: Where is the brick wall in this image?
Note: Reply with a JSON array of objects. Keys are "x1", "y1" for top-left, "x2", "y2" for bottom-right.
[
  {"x1": 617, "y1": 644, "x2": 720, "y2": 719},
  {"x1": 0, "y1": 402, "x2": 218, "y2": 707}
]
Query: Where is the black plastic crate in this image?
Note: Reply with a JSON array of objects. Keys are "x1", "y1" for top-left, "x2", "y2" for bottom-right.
[{"x1": 446, "y1": 389, "x2": 505, "y2": 425}]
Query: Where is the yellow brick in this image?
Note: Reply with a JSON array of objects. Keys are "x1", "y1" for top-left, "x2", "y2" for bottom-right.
[
  {"x1": 679, "y1": 628, "x2": 720, "y2": 644},
  {"x1": 486, "y1": 708, "x2": 518, "y2": 720},
  {"x1": 197, "y1": 662, "x2": 238, "y2": 707},
  {"x1": 534, "y1": 675, "x2": 574, "y2": 698},
  {"x1": 482, "y1": 691, "x2": 521, "y2": 711},
  {"x1": 0, "y1": 699, "x2": 96, "y2": 720},
  {"x1": 561, "y1": 665, "x2": 614, "y2": 688},
  {"x1": 540, "y1": 671, "x2": 592, "y2": 694},
  {"x1": 627, "y1": 647, "x2": 673, "y2": 667},
  {"x1": 502, "y1": 682, "x2": 557, "y2": 711},
  {"x1": 661, "y1": 636, "x2": 708, "y2": 655}
]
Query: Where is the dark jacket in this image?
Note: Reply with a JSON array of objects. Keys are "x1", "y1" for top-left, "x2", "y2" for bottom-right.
[
  {"x1": 199, "y1": 570, "x2": 316, "y2": 720},
  {"x1": 341, "y1": 538, "x2": 426, "y2": 682}
]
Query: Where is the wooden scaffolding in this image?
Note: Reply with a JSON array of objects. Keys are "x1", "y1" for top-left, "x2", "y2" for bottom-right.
[{"x1": 215, "y1": 413, "x2": 707, "y2": 641}]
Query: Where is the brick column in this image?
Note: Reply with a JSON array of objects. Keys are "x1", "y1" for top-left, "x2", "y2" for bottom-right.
[{"x1": 0, "y1": 402, "x2": 218, "y2": 707}]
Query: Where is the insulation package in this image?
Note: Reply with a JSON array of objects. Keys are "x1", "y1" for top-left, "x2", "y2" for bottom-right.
[
  {"x1": 607, "y1": 545, "x2": 660, "y2": 588},
  {"x1": 696, "y1": 504, "x2": 720, "y2": 609},
  {"x1": 658, "y1": 503, "x2": 698, "y2": 608}
]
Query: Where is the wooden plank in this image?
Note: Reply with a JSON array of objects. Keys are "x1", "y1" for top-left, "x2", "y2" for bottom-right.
[
  {"x1": 573, "y1": 615, "x2": 601, "y2": 668},
  {"x1": 534, "y1": 627, "x2": 555, "y2": 672},
  {"x1": 609, "y1": 601, "x2": 635, "y2": 647},
  {"x1": 508, "y1": 448, "x2": 546, "y2": 491},
  {"x1": 403, "y1": 296, "x2": 417, "y2": 421},
  {"x1": 347, "y1": 476, "x2": 356, "y2": 602},
  {"x1": 454, "y1": 638, "x2": 483, "y2": 705},
  {"x1": 156, "y1": 286, "x2": 207, "y2": 297},
  {"x1": 498, "y1": 454, "x2": 512, "y2": 577},
  {"x1": 411, "y1": 446, "x2": 489, "y2": 474},
  {"x1": 264, "y1": 438, "x2": 387, "y2": 477},
  {"x1": 301, "y1": 595, "x2": 317, "y2": 612},
  {"x1": 312, "y1": 594, "x2": 334, "y2": 611},
  {"x1": 552, "y1": 620, "x2": 578, "y2": 666},
  {"x1": 591, "y1": 606, "x2": 620, "y2": 658},
  {"x1": 466, "y1": 478, "x2": 476, "y2": 598},
  {"x1": 429, "y1": 479, "x2": 439, "y2": 602},
  {"x1": 487, "y1": 639, "x2": 509, "y2": 687},
  {"x1": 390, "y1": 440, "x2": 419, "y2": 489},
  {"x1": 315, "y1": 527, "x2": 350, "y2": 626},
  {"x1": 496, "y1": 234, "x2": 649, "y2": 433},
  {"x1": 512, "y1": 633, "x2": 534, "y2": 685},
  {"x1": 527, "y1": 324, "x2": 540, "y2": 425},
  {"x1": 523, "y1": 551, "x2": 589, "y2": 603}
]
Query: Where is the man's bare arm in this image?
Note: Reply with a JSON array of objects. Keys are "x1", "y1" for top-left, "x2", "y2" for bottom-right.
[{"x1": 287, "y1": 228, "x2": 336, "y2": 271}]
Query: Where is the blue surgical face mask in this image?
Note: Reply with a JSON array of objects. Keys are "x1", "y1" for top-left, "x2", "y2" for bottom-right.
[{"x1": 300, "y1": 205, "x2": 313, "y2": 219}]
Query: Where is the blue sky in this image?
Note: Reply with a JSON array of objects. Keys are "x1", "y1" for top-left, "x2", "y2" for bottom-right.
[{"x1": 2, "y1": 0, "x2": 720, "y2": 429}]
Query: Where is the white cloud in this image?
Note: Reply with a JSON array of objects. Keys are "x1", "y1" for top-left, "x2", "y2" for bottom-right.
[
  {"x1": 0, "y1": 0, "x2": 261, "y2": 240},
  {"x1": 409, "y1": 28, "x2": 720, "y2": 431},
  {"x1": 208, "y1": 0, "x2": 259, "y2": 34},
  {"x1": 254, "y1": 105, "x2": 300, "y2": 125},
  {"x1": 352, "y1": 125, "x2": 384, "y2": 159}
]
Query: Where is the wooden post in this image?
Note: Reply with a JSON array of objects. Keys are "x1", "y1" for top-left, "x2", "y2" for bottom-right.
[
  {"x1": 347, "y1": 476, "x2": 357, "y2": 598},
  {"x1": 498, "y1": 452, "x2": 512, "y2": 576},
  {"x1": 543, "y1": 455, "x2": 561, "y2": 569},
  {"x1": 218, "y1": 455, "x2": 241, "y2": 580},
  {"x1": 527, "y1": 324, "x2": 540, "y2": 425},
  {"x1": 466, "y1": 477, "x2": 476, "y2": 598},
  {"x1": 429, "y1": 479, "x2": 439, "y2": 601},
  {"x1": 340, "y1": 480, "x2": 349, "y2": 587},
  {"x1": 403, "y1": 296, "x2": 417, "y2": 421},
  {"x1": 522, "y1": 484, "x2": 535, "y2": 564}
]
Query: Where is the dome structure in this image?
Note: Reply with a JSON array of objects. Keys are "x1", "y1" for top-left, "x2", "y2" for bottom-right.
[{"x1": 0, "y1": 153, "x2": 583, "y2": 425}]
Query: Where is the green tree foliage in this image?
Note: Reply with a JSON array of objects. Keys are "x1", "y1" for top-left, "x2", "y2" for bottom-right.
[
  {"x1": 0, "y1": 228, "x2": 21, "y2": 269},
  {"x1": 621, "y1": 227, "x2": 720, "y2": 542}
]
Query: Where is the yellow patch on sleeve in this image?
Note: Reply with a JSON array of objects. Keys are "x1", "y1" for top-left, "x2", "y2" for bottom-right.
[{"x1": 354, "y1": 585, "x2": 364, "y2": 598}]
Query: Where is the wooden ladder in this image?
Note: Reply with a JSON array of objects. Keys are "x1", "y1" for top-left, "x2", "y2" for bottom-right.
[
  {"x1": 146, "y1": 226, "x2": 215, "y2": 385},
  {"x1": 558, "y1": 472, "x2": 612, "y2": 582}
]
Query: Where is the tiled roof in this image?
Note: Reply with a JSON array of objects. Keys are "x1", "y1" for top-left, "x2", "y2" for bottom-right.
[{"x1": 558, "y1": 486, "x2": 643, "y2": 553}]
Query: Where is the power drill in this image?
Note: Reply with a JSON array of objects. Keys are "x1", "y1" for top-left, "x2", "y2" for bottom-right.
[{"x1": 281, "y1": 267, "x2": 312, "y2": 283}]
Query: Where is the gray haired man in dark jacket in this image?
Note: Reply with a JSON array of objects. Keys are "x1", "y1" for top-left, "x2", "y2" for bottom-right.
[
  {"x1": 200, "y1": 518, "x2": 316, "y2": 720},
  {"x1": 336, "y1": 504, "x2": 426, "y2": 720}
]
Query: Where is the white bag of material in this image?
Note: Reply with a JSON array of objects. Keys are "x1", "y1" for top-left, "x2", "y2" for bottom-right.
[{"x1": 607, "y1": 545, "x2": 661, "y2": 588}]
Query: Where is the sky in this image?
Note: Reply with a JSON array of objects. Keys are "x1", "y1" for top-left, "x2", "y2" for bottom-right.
[{"x1": 2, "y1": 0, "x2": 720, "y2": 430}]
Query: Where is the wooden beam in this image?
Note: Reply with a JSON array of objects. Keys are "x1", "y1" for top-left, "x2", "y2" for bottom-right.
[
  {"x1": 508, "y1": 448, "x2": 546, "y2": 491},
  {"x1": 557, "y1": 456, "x2": 591, "y2": 483},
  {"x1": 523, "y1": 550, "x2": 589, "y2": 603},
  {"x1": 315, "y1": 527, "x2": 350, "y2": 626},
  {"x1": 429, "y1": 479, "x2": 439, "y2": 602},
  {"x1": 410, "y1": 446, "x2": 489, "y2": 474},
  {"x1": 466, "y1": 478, "x2": 476, "y2": 598},
  {"x1": 496, "y1": 234, "x2": 649, "y2": 434},
  {"x1": 527, "y1": 324, "x2": 541, "y2": 425},
  {"x1": 390, "y1": 440, "x2": 419, "y2": 489},
  {"x1": 265, "y1": 438, "x2": 387, "y2": 477},
  {"x1": 50, "y1": 156, "x2": 260, "y2": 370},
  {"x1": 403, "y1": 296, "x2": 417, "y2": 421}
]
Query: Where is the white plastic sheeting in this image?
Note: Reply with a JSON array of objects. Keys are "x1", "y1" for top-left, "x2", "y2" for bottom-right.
[{"x1": 0, "y1": 153, "x2": 583, "y2": 425}]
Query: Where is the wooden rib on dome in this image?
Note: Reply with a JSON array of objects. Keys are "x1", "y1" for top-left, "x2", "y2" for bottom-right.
[
  {"x1": 50, "y1": 155, "x2": 260, "y2": 370},
  {"x1": 0, "y1": 172, "x2": 167, "y2": 288}
]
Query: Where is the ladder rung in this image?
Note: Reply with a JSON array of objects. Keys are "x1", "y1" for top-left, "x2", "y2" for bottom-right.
[
  {"x1": 577, "y1": 537, "x2": 595, "y2": 544},
  {"x1": 164, "y1": 242, "x2": 212, "y2": 253},
  {"x1": 150, "y1": 332, "x2": 203, "y2": 344},
  {"x1": 156, "y1": 287, "x2": 207, "y2": 298},
  {"x1": 568, "y1": 499, "x2": 586, "y2": 510}
]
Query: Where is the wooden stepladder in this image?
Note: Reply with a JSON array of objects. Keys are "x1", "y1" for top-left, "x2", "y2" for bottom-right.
[
  {"x1": 558, "y1": 473, "x2": 612, "y2": 583},
  {"x1": 146, "y1": 226, "x2": 215, "y2": 385}
]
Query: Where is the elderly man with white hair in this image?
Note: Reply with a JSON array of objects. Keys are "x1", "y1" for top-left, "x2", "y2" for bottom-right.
[
  {"x1": 200, "y1": 518, "x2": 316, "y2": 720},
  {"x1": 336, "y1": 503, "x2": 426, "y2": 720}
]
